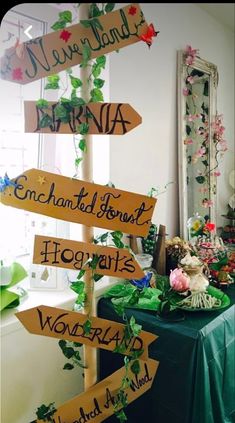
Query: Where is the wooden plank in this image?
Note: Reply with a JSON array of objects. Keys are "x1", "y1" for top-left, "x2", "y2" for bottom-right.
[
  {"x1": 0, "y1": 4, "x2": 148, "y2": 84},
  {"x1": 33, "y1": 235, "x2": 145, "y2": 279},
  {"x1": 0, "y1": 169, "x2": 156, "y2": 236},
  {"x1": 15, "y1": 305, "x2": 157, "y2": 361},
  {"x1": 24, "y1": 101, "x2": 142, "y2": 135},
  {"x1": 36, "y1": 357, "x2": 159, "y2": 423}
]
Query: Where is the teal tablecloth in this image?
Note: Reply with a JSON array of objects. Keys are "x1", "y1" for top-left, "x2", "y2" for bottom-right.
[{"x1": 98, "y1": 286, "x2": 235, "y2": 423}]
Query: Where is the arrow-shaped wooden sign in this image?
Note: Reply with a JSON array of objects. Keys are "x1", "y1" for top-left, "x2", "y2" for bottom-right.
[
  {"x1": 16, "y1": 305, "x2": 157, "y2": 360},
  {"x1": 36, "y1": 357, "x2": 159, "y2": 423},
  {"x1": 0, "y1": 169, "x2": 156, "y2": 236},
  {"x1": 24, "y1": 101, "x2": 142, "y2": 135},
  {"x1": 1, "y1": 4, "x2": 148, "y2": 85},
  {"x1": 33, "y1": 235, "x2": 145, "y2": 280}
]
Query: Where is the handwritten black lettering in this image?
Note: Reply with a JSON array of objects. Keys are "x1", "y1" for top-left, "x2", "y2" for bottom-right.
[{"x1": 129, "y1": 363, "x2": 152, "y2": 392}]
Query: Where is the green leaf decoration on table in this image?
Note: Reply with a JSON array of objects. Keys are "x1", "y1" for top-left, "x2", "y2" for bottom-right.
[
  {"x1": 195, "y1": 175, "x2": 206, "y2": 184},
  {"x1": 0, "y1": 262, "x2": 27, "y2": 311}
]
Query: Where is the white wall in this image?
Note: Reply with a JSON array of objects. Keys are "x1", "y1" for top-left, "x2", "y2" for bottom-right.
[{"x1": 109, "y1": 3, "x2": 234, "y2": 237}]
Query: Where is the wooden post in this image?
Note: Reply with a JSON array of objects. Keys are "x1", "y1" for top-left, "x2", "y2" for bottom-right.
[
  {"x1": 79, "y1": 3, "x2": 97, "y2": 391},
  {"x1": 152, "y1": 224, "x2": 166, "y2": 275}
]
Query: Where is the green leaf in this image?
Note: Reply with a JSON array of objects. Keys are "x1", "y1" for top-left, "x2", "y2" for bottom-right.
[
  {"x1": 89, "y1": 3, "x2": 102, "y2": 18},
  {"x1": 79, "y1": 138, "x2": 87, "y2": 152},
  {"x1": 47, "y1": 74, "x2": 60, "y2": 83},
  {"x1": 80, "y1": 19, "x2": 92, "y2": 28},
  {"x1": 90, "y1": 88, "x2": 104, "y2": 102},
  {"x1": 78, "y1": 122, "x2": 89, "y2": 135},
  {"x1": 195, "y1": 176, "x2": 206, "y2": 184},
  {"x1": 96, "y1": 55, "x2": 106, "y2": 68},
  {"x1": 77, "y1": 269, "x2": 85, "y2": 280},
  {"x1": 58, "y1": 339, "x2": 66, "y2": 350},
  {"x1": 45, "y1": 82, "x2": 60, "y2": 90},
  {"x1": 63, "y1": 362, "x2": 74, "y2": 370},
  {"x1": 104, "y1": 284, "x2": 135, "y2": 298},
  {"x1": 92, "y1": 18, "x2": 103, "y2": 31},
  {"x1": 36, "y1": 99, "x2": 49, "y2": 109},
  {"x1": 115, "y1": 409, "x2": 128, "y2": 423},
  {"x1": 186, "y1": 124, "x2": 191, "y2": 136},
  {"x1": 75, "y1": 157, "x2": 83, "y2": 167},
  {"x1": 93, "y1": 273, "x2": 103, "y2": 282},
  {"x1": 39, "y1": 114, "x2": 53, "y2": 128},
  {"x1": 59, "y1": 10, "x2": 72, "y2": 23},
  {"x1": 51, "y1": 20, "x2": 66, "y2": 31},
  {"x1": 72, "y1": 342, "x2": 83, "y2": 347},
  {"x1": 130, "y1": 359, "x2": 140, "y2": 375},
  {"x1": 70, "y1": 96, "x2": 86, "y2": 107},
  {"x1": 63, "y1": 347, "x2": 75, "y2": 359},
  {"x1": 69, "y1": 75, "x2": 83, "y2": 89},
  {"x1": 105, "y1": 3, "x2": 115, "y2": 13},
  {"x1": 129, "y1": 316, "x2": 142, "y2": 337},
  {"x1": 91, "y1": 63, "x2": 102, "y2": 78},
  {"x1": 54, "y1": 104, "x2": 70, "y2": 123},
  {"x1": 81, "y1": 44, "x2": 91, "y2": 66},
  {"x1": 112, "y1": 238, "x2": 124, "y2": 248},
  {"x1": 71, "y1": 281, "x2": 85, "y2": 294},
  {"x1": 203, "y1": 81, "x2": 209, "y2": 96},
  {"x1": 83, "y1": 319, "x2": 91, "y2": 335},
  {"x1": 74, "y1": 351, "x2": 82, "y2": 361},
  {"x1": 93, "y1": 78, "x2": 105, "y2": 88}
]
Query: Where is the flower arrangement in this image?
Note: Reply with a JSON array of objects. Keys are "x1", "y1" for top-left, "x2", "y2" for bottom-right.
[{"x1": 182, "y1": 45, "x2": 228, "y2": 209}]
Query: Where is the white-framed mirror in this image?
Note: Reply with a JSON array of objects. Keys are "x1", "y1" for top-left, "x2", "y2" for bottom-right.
[{"x1": 177, "y1": 49, "x2": 219, "y2": 240}]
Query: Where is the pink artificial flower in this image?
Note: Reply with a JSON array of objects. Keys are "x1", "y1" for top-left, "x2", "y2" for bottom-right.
[
  {"x1": 12, "y1": 67, "x2": 23, "y2": 80},
  {"x1": 185, "y1": 55, "x2": 194, "y2": 65},
  {"x1": 184, "y1": 138, "x2": 193, "y2": 145},
  {"x1": 198, "y1": 187, "x2": 208, "y2": 193},
  {"x1": 218, "y1": 140, "x2": 228, "y2": 152},
  {"x1": 202, "y1": 198, "x2": 213, "y2": 208},
  {"x1": 214, "y1": 170, "x2": 221, "y2": 176},
  {"x1": 183, "y1": 88, "x2": 189, "y2": 96},
  {"x1": 187, "y1": 76, "x2": 195, "y2": 84},
  {"x1": 185, "y1": 45, "x2": 199, "y2": 57},
  {"x1": 197, "y1": 147, "x2": 206, "y2": 157},
  {"x1": 170, "y1": 268, "x2": 190, "y2": 292}
]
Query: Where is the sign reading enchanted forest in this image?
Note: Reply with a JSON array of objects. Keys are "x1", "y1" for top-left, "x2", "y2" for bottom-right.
[
  {"x1": 16, "y1": 305, "x2": 157, "y2": 360},
  {"x1": 36, "y1": 357, "x2": 158, "y2": 423},
  {"x1": 33, "y1": 235, "x2": 145, "y2": 279},
  {"x1": 0, "y1": 4, "x2": 148, "y2": 84},
  {"x1": 24, "y1": 101, "x2": 142, "y2": 135},
  {"x1": 0, "y1": 169, "x2": 156, "y2": 236}
]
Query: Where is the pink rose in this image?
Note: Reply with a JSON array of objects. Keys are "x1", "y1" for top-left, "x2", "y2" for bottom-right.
[{"x1": 169, "y1": 268, "x2": 190, "y2": 292}]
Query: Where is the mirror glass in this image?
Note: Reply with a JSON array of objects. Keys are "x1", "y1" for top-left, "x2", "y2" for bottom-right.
[{"x1": 177, "y1": 49, "x2": 219, "y2": 239}]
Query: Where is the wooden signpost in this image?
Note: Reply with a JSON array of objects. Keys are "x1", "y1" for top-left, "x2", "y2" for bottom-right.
[
  {"x1": 24, "y1": 101, "x2": 142, "y2": 135},
  {"x1": 33, "y1": 235, "x2": 145, "y2": 279},
  {"x1": 15, "y1": 305, "x2": 157, "y2": 360},
  {"x1": 36, "y1": 358, "x2": 159, "y2": 423},
  {"x1": 0, "y1": 168, "x2": 156, "y2": 236},
  {"x1": 0, "y1": 4, "x2": 148, "y2": 84}
]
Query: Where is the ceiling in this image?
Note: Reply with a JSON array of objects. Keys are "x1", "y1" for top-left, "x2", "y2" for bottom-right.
[
  {"x1": 196, "y1": 3, "x2": 235, "y2": 32},
  {"x1": 49, "y1": 3, "x2": 235, "y2": 32}
]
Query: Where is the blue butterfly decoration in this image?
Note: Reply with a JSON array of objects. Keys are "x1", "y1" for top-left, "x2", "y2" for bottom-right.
[
  {"x1": 0, "y1": 173, "x2": 17, "y2": 192},
  {"x1": 130, "y1": 272, "x2": 152, "y2": 290}
]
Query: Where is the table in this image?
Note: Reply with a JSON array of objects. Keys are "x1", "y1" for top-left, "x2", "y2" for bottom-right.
[{"x1": 97, "y1": 286, "x2": 235, "y2": 423}]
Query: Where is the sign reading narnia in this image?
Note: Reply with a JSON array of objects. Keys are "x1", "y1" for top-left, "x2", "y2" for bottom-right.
[
  {"x1": 24, "y1": 101, "x2": 142, "y2": 135},
  {"x1": 16, "y1": 305, "x2": 157, "y2": 361},
  {"x1": 0, "y1": 169, "x2": 156, "y2": 236},
  {"x1": 0, "y1": 4, "x2": 148, "y2": 84},
  {"x1": 37, "y1": 358, "x2": 159, "y2": 423},
  {"x1": 33, "y1": 235, "x2": 145, "y2": 279}
]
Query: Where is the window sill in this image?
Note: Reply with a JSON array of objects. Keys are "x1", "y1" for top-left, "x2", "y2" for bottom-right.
[{"x1": 1, "y1": 276, "x2": 120, "y2": 336}]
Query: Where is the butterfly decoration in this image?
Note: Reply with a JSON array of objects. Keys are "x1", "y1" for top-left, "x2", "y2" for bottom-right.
[
  {"x1": 0, "y1": 173, "x2": 17, "y2": 193},
  {"x1": 130, "y1": 272, "x2": 152, "y2": 290},
  {"x1": 139, "y1": 23, "x2": 159, "y2": 48}
]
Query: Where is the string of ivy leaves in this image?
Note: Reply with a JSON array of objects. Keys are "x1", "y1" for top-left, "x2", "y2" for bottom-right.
[{"x1": 35, "y1": 4, "x2": 144, "y2": 422}]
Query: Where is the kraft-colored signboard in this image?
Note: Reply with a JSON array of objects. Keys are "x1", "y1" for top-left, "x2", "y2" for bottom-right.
[
  {"x1": 0, "y1": 169, "x2": 156, "y2": 236},
  {"x1": 1, "y1": 4, "x2": 148, "y2": 85},
  {"x1": 24, "y1": 101, "x2": 142, "y2": 135},
  {"x1": 33, "y1": 235, "x2": 145, "y2": 280},
  {"x1": 16, "y1": 305, "x2": 157, "y2": 360},
  {"x1": 36, "y1": 357, "x2": 159, "y2": 423}
]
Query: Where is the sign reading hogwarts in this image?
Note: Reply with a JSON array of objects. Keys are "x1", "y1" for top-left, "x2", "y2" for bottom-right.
[
  {"x1": 33, "y1": 235, "x2": 145, "y2": 279},
  {"x1": 0, "y1": 169, "x2": 156, "y2": 236},
  {"x1": 0, "y1": 4, "x2": 148, "y2": 84},
  {"x1": 24, "y1": 101, "x2": 142, "y2": 135}
]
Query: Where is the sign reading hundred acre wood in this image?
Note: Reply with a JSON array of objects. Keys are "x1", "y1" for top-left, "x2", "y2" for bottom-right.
[
  {"x1": 24, "y1": 102, "x2": 142, "y2": 135},
  {"x1": 36, "y1": 358, "x2": 158, "y2": 423},
  {"x1": 33, "y1": 235, "x2": 145, "y2": 279},
  {"x1": 0, "y1": 4, "x2": 148, "y2": 85},
  {"x1": 0, "y1": 169, "x2": 156, "y2": 236},
  {"x1": 16, "y1": 305, "x2": 157, "y2": 360}
]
